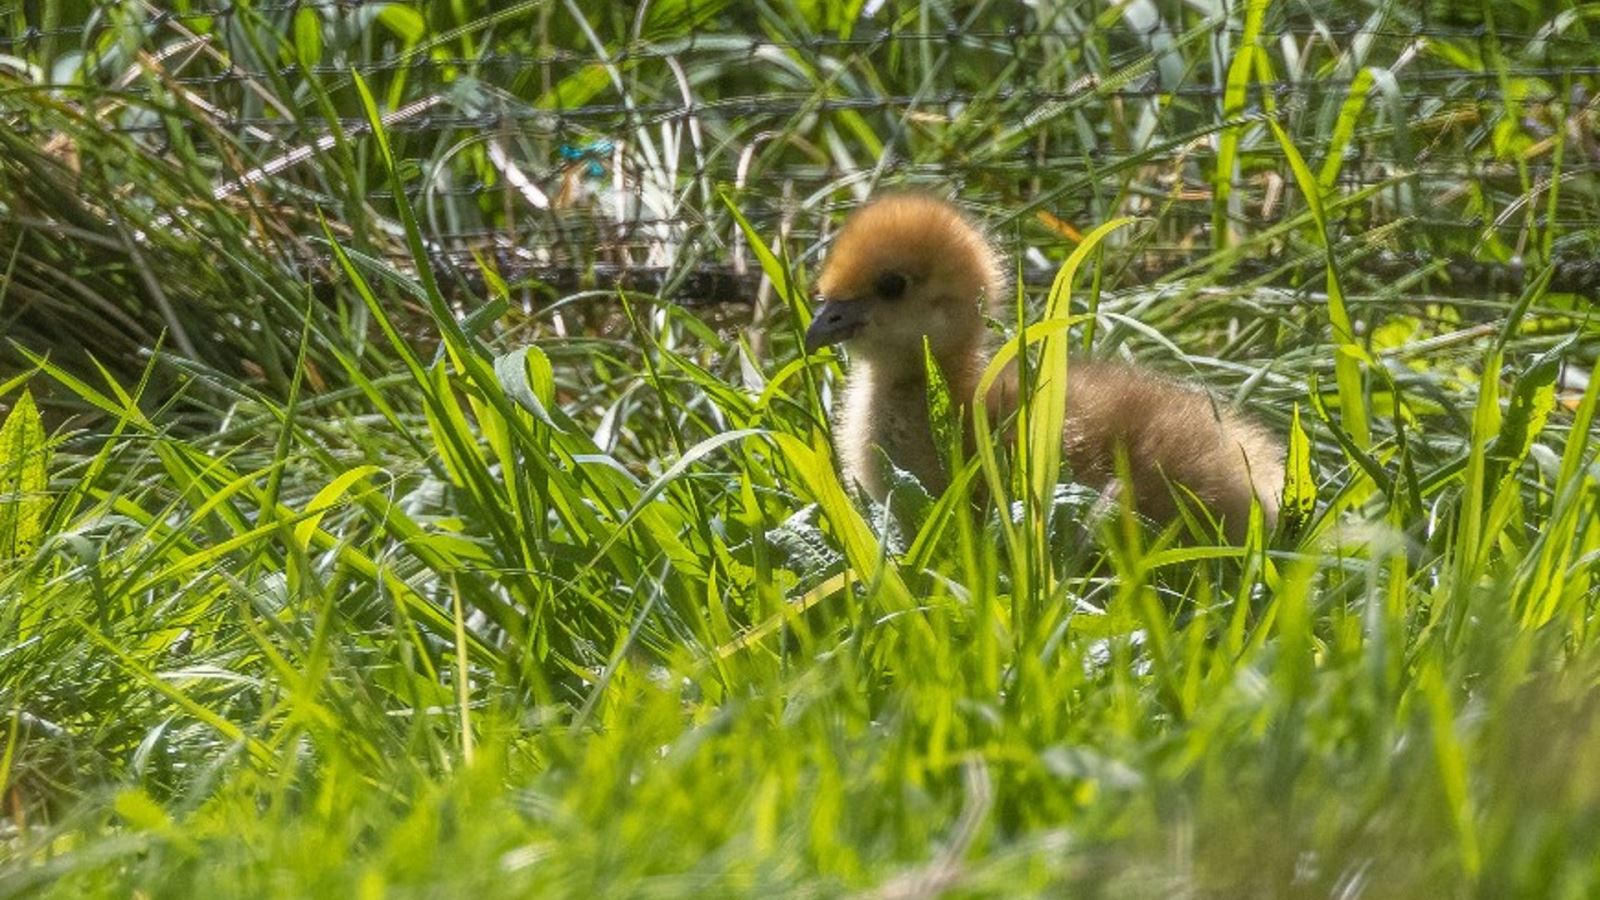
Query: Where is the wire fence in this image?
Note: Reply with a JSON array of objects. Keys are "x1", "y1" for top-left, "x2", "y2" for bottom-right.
[{"x1": 4, "y1": 0, "x2": 1600, "y2": 303}]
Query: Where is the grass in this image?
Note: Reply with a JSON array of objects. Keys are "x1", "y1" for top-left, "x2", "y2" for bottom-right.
[{"x1": 3, "y1": 0, "x2": 1600, "y2": 896}]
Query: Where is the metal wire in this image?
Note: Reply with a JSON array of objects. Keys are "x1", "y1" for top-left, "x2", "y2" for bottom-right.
[{"x1": 5, "y1": 3, "x2": 1599, "y2": 300}]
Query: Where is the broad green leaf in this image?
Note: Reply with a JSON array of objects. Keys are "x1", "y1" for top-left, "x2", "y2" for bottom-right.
[
  {"x1": 0, "y1": 389, "x2": 50, "y2": 563},
  {"x1": 1283, "y1": 403, "x2": 1317, "y2": 530}
]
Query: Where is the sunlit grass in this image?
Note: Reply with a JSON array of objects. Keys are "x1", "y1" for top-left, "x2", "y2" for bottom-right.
[{"x1": 3, "y1": 1, "x2": 1600, "y2": 897}]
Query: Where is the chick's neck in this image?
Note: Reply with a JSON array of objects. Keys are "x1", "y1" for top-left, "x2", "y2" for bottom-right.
[{"x1": 859, "y1": 334, "x2": 987, "y2": 410}]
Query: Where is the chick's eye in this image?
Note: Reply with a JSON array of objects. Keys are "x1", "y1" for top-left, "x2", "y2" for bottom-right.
[{"x1": 876, "y1": 272, "x2": 908, "y2": 300}]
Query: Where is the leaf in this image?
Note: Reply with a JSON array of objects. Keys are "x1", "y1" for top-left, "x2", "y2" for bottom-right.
[
  {"x1": 771, "y1": 432, "x2": 913, "y2": 612},
  {"x1": 1212, "y1": 0, "x2": 1269, "y2": 250},
  {"x1": 1318, "y1": 67, "x2": 1376, "y2": 195},
  {"x1": 766, "y1": 504, "x2": 843, "y2": 582},
  {"x1": 1267, "y1": 118, "x2": 1370, "y2": 449},
  {"x1": 1485, "y1": 338, "x2": 1565, "y2": 481},
  {"x1": 293, "y1": 7, "x2": 322, "y2": 70},
  {"x1": 293, "y1": 465, "x2": 381, "y2": 552},
  {"x1": 720, "y1": 188, "x2": 796, "y2": 313},
  {"x1": 538, "y1": 64, "x2": 613, "y2": 115},
  {"x1": 1029, "y1": 216, "x2": 1137, "y2": 515},
  {"x1": 578, "y1": 428, "x2": 766, "y2": 575},
  {"x1": 494, "y1": 345, "x2": 561, "y2": 430},
  {"x1": 0, "y1": 389, "x2": 50, "y2": 563},
  {"x1": 1305, "y1": 371, "x2": 1390, "y2": 496},
  {"x1": 1282, "y1": 403, "x2": 1317, "y2": 531},
  {"x1": 375, "y1": 4, "x2": 426, "y2": 44},
  {"x1": 971, "y1": 316, "x2": 1078, "y2": 562},
  {"x1": 1457, "y1": 350, "x2": 1505, "y2": 581},
  {"x1": 923, "y1": 336, "x2": 960, "y2": 478}
]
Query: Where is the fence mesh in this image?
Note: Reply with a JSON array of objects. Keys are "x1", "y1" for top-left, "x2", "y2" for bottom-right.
[{"x1": 3, "y1": 0, "x2": 1599, "y2": 308}]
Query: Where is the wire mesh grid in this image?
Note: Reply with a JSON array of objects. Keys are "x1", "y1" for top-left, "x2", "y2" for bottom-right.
[{"x1": 3, "y1": 0, "x2": 1599, "y2": 306}]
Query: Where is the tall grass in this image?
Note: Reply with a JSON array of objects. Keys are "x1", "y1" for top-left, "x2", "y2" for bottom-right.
[{"x1": 3, "y1": 1, "x2": 1600, "y2": 896}]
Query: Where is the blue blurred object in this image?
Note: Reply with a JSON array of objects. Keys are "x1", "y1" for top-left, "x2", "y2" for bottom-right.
[{"x1": 557, "y1": 139, "x2": 615, "y2": 179}]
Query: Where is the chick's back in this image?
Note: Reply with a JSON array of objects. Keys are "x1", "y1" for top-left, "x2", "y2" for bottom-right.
[{"x1": 990, "y1": 360, "x2": 1284, "y2": 536}]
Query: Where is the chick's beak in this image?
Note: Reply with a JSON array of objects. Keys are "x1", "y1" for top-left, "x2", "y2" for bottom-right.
[{"x1": 804, "y1": 299, "x2": 869, "y2": 353}]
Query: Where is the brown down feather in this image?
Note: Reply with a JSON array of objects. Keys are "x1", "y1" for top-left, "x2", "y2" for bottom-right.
[{"x1": 807, "y1": 192, "x2": 1284, "y2": 539}]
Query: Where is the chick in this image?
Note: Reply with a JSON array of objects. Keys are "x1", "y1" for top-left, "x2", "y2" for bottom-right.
[{"x1": 805, "y1": 193, "x2": 1284, "y2": 538}]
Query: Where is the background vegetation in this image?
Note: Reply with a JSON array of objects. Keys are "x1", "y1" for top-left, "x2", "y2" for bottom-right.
[{"x1": 2, "y1": 0, "x2": 1599, "y2": 895}]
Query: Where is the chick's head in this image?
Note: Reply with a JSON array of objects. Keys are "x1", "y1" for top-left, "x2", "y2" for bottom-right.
[{"x1": 806, "y1": 194, "x2": 1005, "y2": 371}]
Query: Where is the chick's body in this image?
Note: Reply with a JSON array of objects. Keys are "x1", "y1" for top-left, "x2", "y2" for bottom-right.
[{"x1": 807, "y1": 193, "x2": 1284, "y2": 537}]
